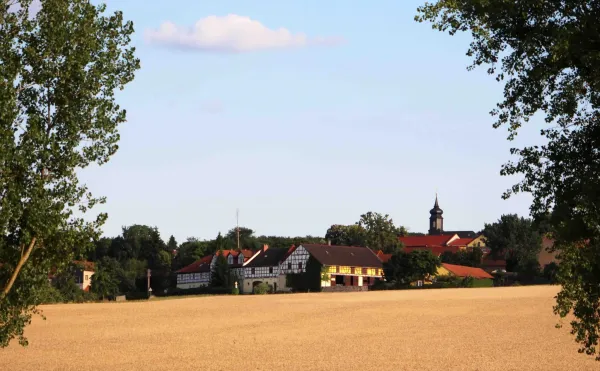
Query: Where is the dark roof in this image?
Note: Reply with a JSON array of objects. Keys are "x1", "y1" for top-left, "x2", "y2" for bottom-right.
[
  {"x1": 244, "y1": 248, "x2": 288, "y2": 268},
  {"x1": 444, "y1": 231, "x2": 477, "y2": 238},
  {"x1": 302, "y1": 244, "x2": 382, "y2": 268},
  {"x1": 176, "y1": 255, "x2": 213, "y2": 273}
]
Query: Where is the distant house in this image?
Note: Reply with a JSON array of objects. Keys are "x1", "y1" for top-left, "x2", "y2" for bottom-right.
[
  {"x1": 538, "y1": 236, "x2": 560, "y2": 268},
  {"x1": 279, "y1": 244, "x2": 384, "y2": 291},
  {"x1": 437, "y1": 263, "x2": 494, "y2": 280},
  {"x1": 72, "y1": 261, "x2": 95, "y2": 292},
  {"x1": 176, "y1": 255, "x2": 213, "y2": 289},
  {"x1": 242, "y1": 245, "x2": 288, "y2": 293},
  {"x1": 175, "y1": 249, "x2": 256, "y2": 290}
]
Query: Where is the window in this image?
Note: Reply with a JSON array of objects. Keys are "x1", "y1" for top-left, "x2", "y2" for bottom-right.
[
  {"x1": 85, "y1": 275, "x2": 89, "y2": 281},
  {"x1": 298, "y1": 262, "x2": 302, "y2": 269},
  {"x1": 269, "y1": 267, "x2": 273, "y2": 274},
  {"x1": 251, "y1": 268, "x2": 255, "y2": 274},
  {"x1": 238, "y1": 256, "x2": 243, "y2": 264},
  {"x1": 228, "y1": 255, "x2": 233, "y2": 264},
  {"x1": 288, "y1": 263, "x2": 292, "y2": 269}
]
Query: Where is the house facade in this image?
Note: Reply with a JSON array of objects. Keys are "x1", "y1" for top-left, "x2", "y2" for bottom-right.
[
  {"x1": 280, "y1": 244, "x2": 384, "y2": 291},
  {"x1": 176, "y1": 249, "x2": 256, "y2": 290},
  {"x1": 241, "y1": 245, "x2": 288, "y2": 293},
  {"x1": 72, "y1": 261, "x2": 95, "y2": 292}
]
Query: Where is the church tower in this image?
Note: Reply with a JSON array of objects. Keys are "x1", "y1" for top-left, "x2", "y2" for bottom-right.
[{"x1": 428, "y1": 195, "x2": 444, "y2": 235}]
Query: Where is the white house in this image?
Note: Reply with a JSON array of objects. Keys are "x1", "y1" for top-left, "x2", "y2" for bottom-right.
[{"x1": 241, "y1": 245, "x2": 289, "y2": 293}]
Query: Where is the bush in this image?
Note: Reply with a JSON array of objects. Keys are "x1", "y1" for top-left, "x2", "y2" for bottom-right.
[
  {"x1": 231, "y1": 287, "x2": 240, "y2": 295},
  {"x1": 155, "y1": 286, "x2": 232, "y2": 297},
  {"x1": 37, "y1": 281, "x2": 64, "y2": 304},
  {"x1": 471, "y1": 278, "x2": 494, "y2": 288},
  {"x1": 253, "y1": 283, "x2": 270, "y2": 295}
]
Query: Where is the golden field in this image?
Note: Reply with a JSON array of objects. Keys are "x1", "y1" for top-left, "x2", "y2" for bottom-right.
[{"x1": 1, "y1": 286, "x2": 597, "y2": 371}]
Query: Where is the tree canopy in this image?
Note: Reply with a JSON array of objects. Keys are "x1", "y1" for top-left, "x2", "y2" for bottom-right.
[
  {"x1": 383, "y1": 250, "x2": 441, "y2": 286},
  {"x1": 325, "y1": 211, "x2": 406, "y2": 253},
  {"x1": 416, "y1": 0, "x2": 600, "y2": 359},
  {"x1": 0, "y1": 0, "x2": 139, "y2": 348}
]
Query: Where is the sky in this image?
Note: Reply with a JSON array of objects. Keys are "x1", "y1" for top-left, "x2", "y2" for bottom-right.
[{"x1": 74, "y1": 0, "x2": 547, "y2": 242}]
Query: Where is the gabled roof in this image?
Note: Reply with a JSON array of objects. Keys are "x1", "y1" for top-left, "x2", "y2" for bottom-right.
[
  {"x1": 301, "y1": 244, "x2": 382, "y2": 268},
  {"x1": 399, "y1": 235, "x2": 458, "y2": 247},
  {"x1": 447, "y1": 238, "x2": 475, "y2": 247},
  {"x1": 245, "y1": 248, "x2": 288, "y2": 268},
  {"x1": 73, "y1": 260, "x2": 95, "y2": 272},
  {"x1": 444, "y1": 231, "x2": 477, "y2": 238},
  {"x1": 441, "y1": 263, "x2": 493, "y2": 279},
  {"x1": 376, "y1": 250, "x2": 392, "y2": 263},
  {"x1": 176, "y1": 255, "x2": 213, "y2": 274},
  {"x1": 240, "y1": 249, "x2": 255, "y2": 258}
]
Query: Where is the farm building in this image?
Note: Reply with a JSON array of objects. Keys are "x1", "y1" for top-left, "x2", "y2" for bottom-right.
[
  {"x1": 241, "y1": 245, "x2": 289, "y2": 294},
  {"x1": 175, "y1": 249, "x2": 255, "y2": 289},
  {"x1": 72, "y1": 261, "x2": 95, "y2": 292},
  {"x1": 279, "y1": 244, "x2": 384, "y2": 292}
]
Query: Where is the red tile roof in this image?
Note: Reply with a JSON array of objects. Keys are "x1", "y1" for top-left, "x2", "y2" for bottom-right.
[
  {"x1": 73, "y1": 260, "x2": 95, "y2": 272},
  {"x1": 441, "y1": 263, "x2": 493, "y2": 279},
  {"x1": 398, "y1": 235, "x2": 456, "y2": 247},
  {"x1": 447, "y1": 238, "x2": 475, "y2": 247},
  {"x1": 176, "y1": 255, "x2": 213, "y2": 274}
]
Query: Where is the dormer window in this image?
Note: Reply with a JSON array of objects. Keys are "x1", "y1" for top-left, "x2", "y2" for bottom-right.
[
  {"x1": 227, "y1": 255, "x2": 233, "y2": 264},
  {"x1": 238, "y1": 255, "x2": 243, "y2": 264}
]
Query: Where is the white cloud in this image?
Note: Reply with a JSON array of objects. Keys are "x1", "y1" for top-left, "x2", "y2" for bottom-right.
[{"x1": 145, "y1": 14, "x2": 344, "y2": 53}]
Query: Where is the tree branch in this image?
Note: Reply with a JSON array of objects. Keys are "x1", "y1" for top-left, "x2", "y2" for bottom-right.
[{"x1": 1, "y1": 237, "x2": 37, "y2": 299}]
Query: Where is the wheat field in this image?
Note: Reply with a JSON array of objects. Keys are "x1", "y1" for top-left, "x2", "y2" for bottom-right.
[{"x1": 0, "y1": 286, "x2": 597, "y2": 371}]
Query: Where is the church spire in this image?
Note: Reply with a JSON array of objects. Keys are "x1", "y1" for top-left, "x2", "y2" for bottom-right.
[{"x1": 429, "y1": 193, "x2": 444, "y2": 235}]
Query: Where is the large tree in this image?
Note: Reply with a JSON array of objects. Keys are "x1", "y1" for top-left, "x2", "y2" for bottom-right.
[
  {"x1": 358, "y1": 212, "x2": 406, "y2": 253},
  {"x1": 383, "y1": 249, "x2": 441, "y2": 286},
  {"x1": 0, "y1": 0, "x2": 139, "y2": 347},
  {"x1": 483, "y1": 214, "x2": 542, "y2": 276},
  {"x1": 416, "y1": 0, "x2": 600, "y2": 359}
]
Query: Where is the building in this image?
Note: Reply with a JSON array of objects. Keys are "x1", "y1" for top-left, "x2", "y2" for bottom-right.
[
  {"x1": 176, "y1": 255, "x2": 213, "y2": 289},
  {"x1": 241, "y1": 245, "x2": 288, "y2": 294},
  {"x1": 279, "y1": 243, "x2": 384, "y2": 291},
  {"x1": 72, "y1": 261, "x2": 95, "y2": 292},
  {"x1": 427, "y1": 195, "x2": 477, "y2": 238},
  {"x1": 175, "y1": 249, "x2": 256, "y2": 290}
]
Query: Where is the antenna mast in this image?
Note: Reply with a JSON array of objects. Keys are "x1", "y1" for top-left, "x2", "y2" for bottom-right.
[{"x1": 236, "y1": 208, "x2": 240, "y2": 251}]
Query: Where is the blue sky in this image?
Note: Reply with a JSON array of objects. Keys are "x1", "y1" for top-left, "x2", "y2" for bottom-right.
[{"x1": 79, "y1": 0, "x2": 545, "y2": 242}]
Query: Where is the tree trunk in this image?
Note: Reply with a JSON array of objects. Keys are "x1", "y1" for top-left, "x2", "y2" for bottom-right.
[{"x1": 1, "y1": 238, "x2": 37, "y2": 299}]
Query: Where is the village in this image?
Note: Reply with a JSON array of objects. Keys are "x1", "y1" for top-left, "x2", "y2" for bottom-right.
[{"x1": 67, "y1": 196, "x2": 559, "y2": 297}]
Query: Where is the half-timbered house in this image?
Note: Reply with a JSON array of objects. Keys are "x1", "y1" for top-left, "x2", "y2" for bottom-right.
[
  {"x1": 176, "y1": 249, "x2": 257, "y2": 290},
  {"x1": 279, "y1": 244, "x2": 384, "y2": 291},
  {"x1": 241, "y1": 245, "x2": 288, "y2": 293}
]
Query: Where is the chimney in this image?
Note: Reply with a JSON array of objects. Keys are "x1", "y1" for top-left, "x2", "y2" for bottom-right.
[
  {"x1": 327, "y1": 239, "x2": 331, "y2": 246},
  {"x1": 263, "y1": 244, "x2": 269, "y2": 252}
]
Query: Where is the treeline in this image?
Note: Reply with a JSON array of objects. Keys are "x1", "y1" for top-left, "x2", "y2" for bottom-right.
[{"x1": 64, "y1": 224, "x2": 325, "y2": 300}]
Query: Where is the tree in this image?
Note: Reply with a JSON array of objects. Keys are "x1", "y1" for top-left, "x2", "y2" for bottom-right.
[
  {"x1": 383, "y1": 250, "x2": 441, "y2": 286},
  {"x1": 90, "y1": 266, "x2": 119, "y2": 301},
  {"x1": 325, "y1": 224, "x2": 366, "y2": 246},
  {"x1": 483, "y1": 215, "x2": 542, "y2": 276},
  {"x1": 358, "y1": 212, "x2": 406, "y2": 253},
  {"x1": 167, "y1": 235, "x2": 178, "y2": 252},
  {"x1": 210, "y1": 250, "x2": 230, "y2": 288},
  {"x1": 416, "y1": 0, "x2": 600, "y2": 359},
  {"x1": 441, "y1": 247, "x2": 484, "y2": 267},
  {"x1": 0, "y1": 0, "x2": 139, "y2": 347}
]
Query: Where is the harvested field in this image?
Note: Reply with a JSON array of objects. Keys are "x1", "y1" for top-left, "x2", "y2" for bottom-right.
[{"x1": 1, "y1": 286, "x2": 597, "y2": 371}]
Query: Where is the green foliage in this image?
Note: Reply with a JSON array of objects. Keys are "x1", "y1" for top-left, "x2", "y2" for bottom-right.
[
  {"x1": 253, "y1": 282, "x2": 270, "y2": 295},
  {"x1": 167, "y1": 236, "x2": 178, "y2": 252},
  {"x1": 543, "y1": 262, "x2": 560, "y2": 284},
  {"x1": 383, "y1": 249, "x2": 441, "y2": 286},
  {"x1": 231, "y1": 287, "x2": 239, "y2": 295},
  {"x1": 416, "y1": 0, "x2": 600, "y2": 359},
  {"x1": 210, "y1": 245, "x2": 231, "y2": 288},
  {"x1": 325, "y1": 211, "x2": 406, "y2": 253},
  {"x1": 36, "y1": 280, "x2": 64, "y2": 304},
  {"x1": 441, "y1": 247, "x2": 483, "y2": 267},
  {"x1": 90, "y1": 261, "x2": 120, "y2": 300},
  {"x1": 0, "y1": 0, "x2": 140, "y2": 347},
  {"x1": 483, "y1": 215, "x2": 542, "y2": 277}
]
